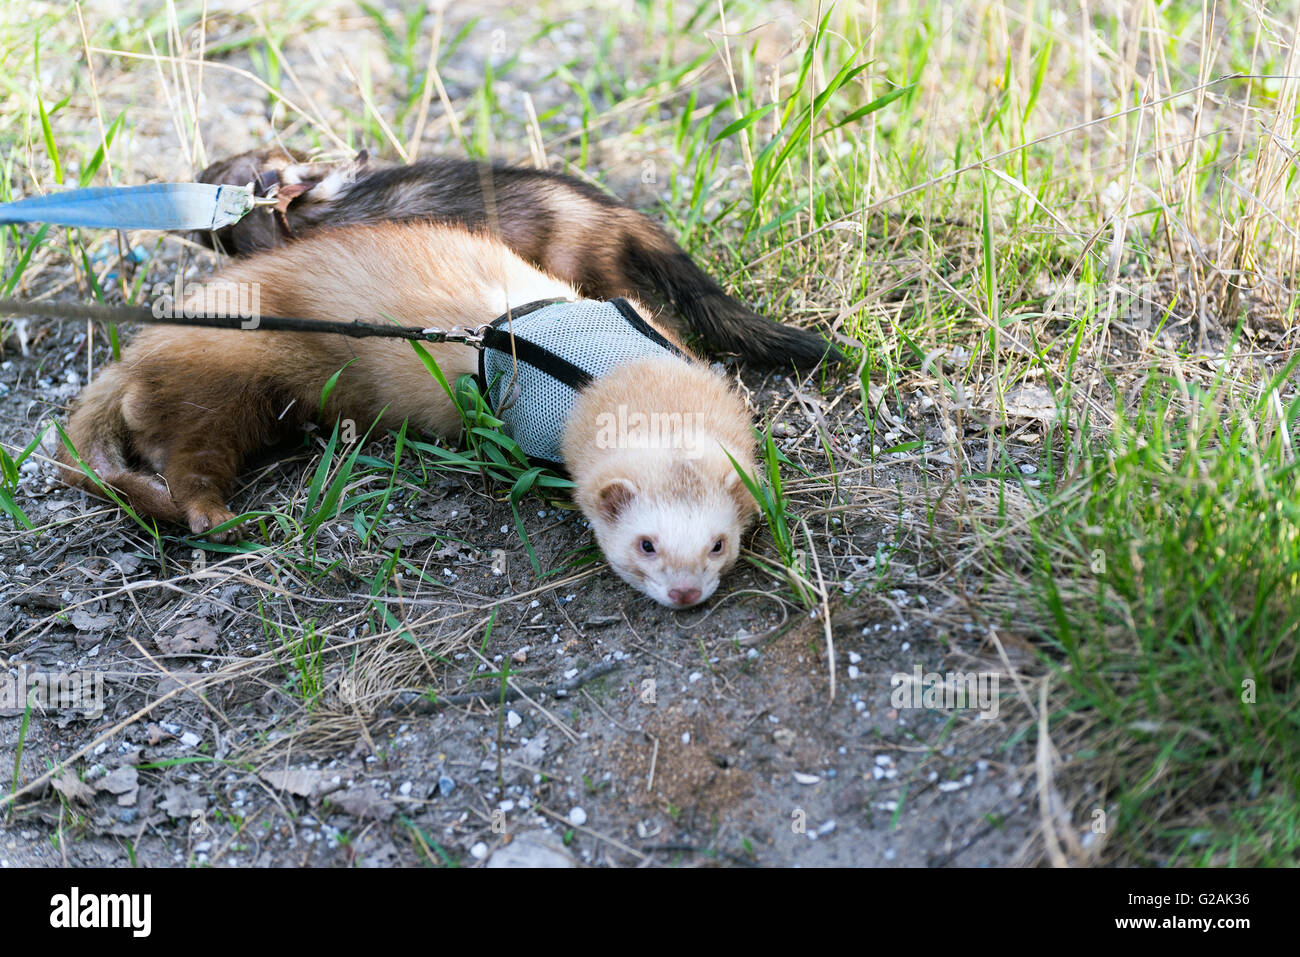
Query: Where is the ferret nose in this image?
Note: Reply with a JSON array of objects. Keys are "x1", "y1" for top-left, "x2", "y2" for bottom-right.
[{"x1": 669, "y1": 586, "x2": 702, "y2": 607}]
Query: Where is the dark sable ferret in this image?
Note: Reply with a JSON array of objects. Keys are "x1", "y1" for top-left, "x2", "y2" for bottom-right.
[{"x1": 196, "y1": 148, "x2": 837, "y2": 368}]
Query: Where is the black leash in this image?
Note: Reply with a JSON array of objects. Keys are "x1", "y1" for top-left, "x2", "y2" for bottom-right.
[{"x1": 0, "y1": 296, "x2": 569, "y2": 348}]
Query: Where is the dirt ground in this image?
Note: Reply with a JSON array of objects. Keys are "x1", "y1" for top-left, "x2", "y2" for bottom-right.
[{"x1": 0, "y1": 2, "x2": 1050, "y2": 868}]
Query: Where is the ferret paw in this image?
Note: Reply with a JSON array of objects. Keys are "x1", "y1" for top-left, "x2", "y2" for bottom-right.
[{"x1": 186, "y1": 504, "x2": 241, "y2": 542}]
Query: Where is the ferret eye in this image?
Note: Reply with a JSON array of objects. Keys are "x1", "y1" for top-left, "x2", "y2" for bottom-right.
[
  {"x1": 640, "y1": 538, "x2": 656, "y2": 555},
  {"x1": 711, "y1": 538, "x2": 725, "y2": 554}
]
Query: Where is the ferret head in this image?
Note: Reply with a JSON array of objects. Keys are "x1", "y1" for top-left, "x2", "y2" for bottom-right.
[{"x1": 581, "y1": 451, "x2": 759, "y2": 609}]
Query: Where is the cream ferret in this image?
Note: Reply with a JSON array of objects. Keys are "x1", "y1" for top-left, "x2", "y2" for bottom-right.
[{"x1": 57, "y1": 223, "x2": 762, "y2": 608}]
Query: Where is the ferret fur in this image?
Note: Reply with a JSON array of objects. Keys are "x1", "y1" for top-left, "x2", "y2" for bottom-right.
[
  {"x1": 196, "y1": 147, "x2": 839, "y2": 368},
  {"x1": 58, "y1": 222, "x2": 758, "y2": 608}
]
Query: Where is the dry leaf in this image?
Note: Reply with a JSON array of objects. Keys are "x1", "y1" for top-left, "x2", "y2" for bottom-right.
[
  {"x1": 156, "y1": 619, "x2": 219, "y2": 655},
  {"x1": 160, "y1": 786, "x2": 205, "y2": 819},
  {"x1": 257, "y1": 769, "x2": 330, "y2": 800},
  {"x1": 1001, "y1": 386, "x2": 1058, "y2": 422},
  {"x1": 70, "y1": 610, "x2": 117, "y2": 632},
  {"x1": 330, "y1": 788, "x2": 396, "y2": 822},
  {"x1": 145, "y1": 723, "x2": 170, "y2": 746},
  {"x1": 52, "y1": 768, "x2": 96, "y2": 805},
  {"x1": 96, "y1": 766, "x2": 139, "y2": 806}
]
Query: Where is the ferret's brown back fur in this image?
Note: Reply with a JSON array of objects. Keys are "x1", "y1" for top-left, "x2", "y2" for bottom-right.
[{"x1": 60, "y1": 223, "x2": 575, "y2": 534}]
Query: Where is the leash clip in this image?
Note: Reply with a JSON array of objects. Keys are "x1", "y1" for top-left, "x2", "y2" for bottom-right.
[
  {"x1": 420, "y1": 323, "x2": 491, "y2": 347},
  {"x1": 459, "y1": 323, "x2": 490, "y2": 346}
]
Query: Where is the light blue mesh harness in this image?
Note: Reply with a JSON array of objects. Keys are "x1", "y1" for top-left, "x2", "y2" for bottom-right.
[{"x1": 477, "y1": 298, "x2": 687, "y2": 466}]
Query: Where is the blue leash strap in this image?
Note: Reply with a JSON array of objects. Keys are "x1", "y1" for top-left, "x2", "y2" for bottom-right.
[{"x1": 0, "y1": 182, "x2": 255, "y2": 231}]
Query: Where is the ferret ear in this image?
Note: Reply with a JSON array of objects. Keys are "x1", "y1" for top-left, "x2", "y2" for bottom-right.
[
  {"x1": 726, "y1": 467, "x2": 760, "y2": 518},
  {"x1": 597, "y1": 478, "x2": 638, "y2": 523}
]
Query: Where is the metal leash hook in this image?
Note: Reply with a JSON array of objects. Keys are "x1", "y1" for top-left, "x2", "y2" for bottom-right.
[
  {"x1": 418, "y1": 322, "x2": 491, "y2": 347},
  {"x1": 247, "y1": 180, "x2": 282, "y2": 209}
]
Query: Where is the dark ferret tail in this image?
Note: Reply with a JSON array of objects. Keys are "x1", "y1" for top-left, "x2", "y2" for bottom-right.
[{"x1": 621, "y1": 235, "x2": 842, "y2": 369}]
